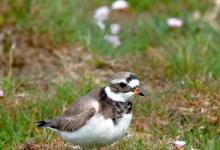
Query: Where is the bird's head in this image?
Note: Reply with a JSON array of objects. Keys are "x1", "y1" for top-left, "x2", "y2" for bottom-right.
[{"x1": 105, "y1": 72, "x2": 144, "y2": 102}]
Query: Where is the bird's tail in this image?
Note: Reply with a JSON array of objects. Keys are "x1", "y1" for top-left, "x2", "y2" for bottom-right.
[{"x1": 37, "y1": 120, "x2": 52, "y2": 128}]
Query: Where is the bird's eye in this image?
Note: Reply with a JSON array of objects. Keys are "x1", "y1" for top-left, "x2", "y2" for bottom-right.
[{"x1": 119, "y1": 83, "x2": 127, "y2": 88}]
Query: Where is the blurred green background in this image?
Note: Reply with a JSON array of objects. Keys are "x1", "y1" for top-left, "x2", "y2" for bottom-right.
[{"x1": 0, "y1": 0, "x2": 220, "y2": 149}]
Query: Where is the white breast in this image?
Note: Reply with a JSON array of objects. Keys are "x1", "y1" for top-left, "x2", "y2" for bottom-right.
[{"x1": 59, "y1": 113, "x2": 132, "y2": 147}]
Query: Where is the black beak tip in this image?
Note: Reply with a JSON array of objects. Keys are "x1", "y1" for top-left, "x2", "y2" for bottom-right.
[{"x1": 139, "y1": 92, "x2": 145, "y2": 96}]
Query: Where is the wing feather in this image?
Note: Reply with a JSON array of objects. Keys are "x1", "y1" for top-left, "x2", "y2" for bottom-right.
[{"x1": 38, "y1": 108, "x2": 95, "y2": 132}]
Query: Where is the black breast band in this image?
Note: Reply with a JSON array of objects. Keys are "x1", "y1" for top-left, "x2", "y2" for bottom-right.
[{"x1": 100, "y1": 87, "x2": 132, "y2": 124}]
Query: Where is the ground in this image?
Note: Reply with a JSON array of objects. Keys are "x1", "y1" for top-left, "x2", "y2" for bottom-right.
[{"x1": 0, "y1": 0, "x2": 220, "y2": 149}]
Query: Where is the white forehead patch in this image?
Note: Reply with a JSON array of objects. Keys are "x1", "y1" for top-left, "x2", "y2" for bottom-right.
[
  {"x1": 128, "y1": 79, "x2": 140, "y2": 88},
  {"x1": 111, "y1": 79, "x2": 127, "y2": 84}
]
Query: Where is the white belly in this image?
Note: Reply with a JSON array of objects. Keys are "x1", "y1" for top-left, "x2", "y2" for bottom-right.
[{"x1": 59, "y1": 114, "x2": 132, "y2": 147}]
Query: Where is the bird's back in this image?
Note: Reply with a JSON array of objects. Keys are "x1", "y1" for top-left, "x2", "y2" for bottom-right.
[{"x1": 63, "y1": 88, "x2": 101, "y2": 117}]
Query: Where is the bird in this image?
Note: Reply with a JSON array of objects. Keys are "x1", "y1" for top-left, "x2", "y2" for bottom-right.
[{"x1": 37, "y1": 71, "x2": 144, "y2": 149}]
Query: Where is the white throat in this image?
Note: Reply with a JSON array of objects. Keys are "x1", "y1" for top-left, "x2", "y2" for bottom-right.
[{"x1": 104, "y1": 86, "x2": 134, "y2": 102}]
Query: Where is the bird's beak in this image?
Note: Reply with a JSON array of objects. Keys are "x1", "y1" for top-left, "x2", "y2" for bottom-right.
[{"x1": 133, "y1": 88, "x2": 145, "y2": 96}]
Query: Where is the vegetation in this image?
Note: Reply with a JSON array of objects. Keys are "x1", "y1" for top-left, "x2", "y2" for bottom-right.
[{"x1": 0, "y1": 0, "x2": 220, "y2": 149}]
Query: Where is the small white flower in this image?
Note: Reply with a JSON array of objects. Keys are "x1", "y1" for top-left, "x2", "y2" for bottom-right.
[
  {"x1": 0, "y1": 90, "x2": 4, "y2": 97},
  {"x1": 94, "y1": 6, "x2": 110, "y2": 22},
  {"x1": 173, "y1": 140, "x2": 186, "y2": 149},
  {"x1": 111, "y1": 0, "x2": 129, "y2": 10},
  {"x1": 198, "y1": 126, "x2": 205, "y2": 130},
  {"x1": 216, "y1": 0, "x2": 220, "y2": 6},
  {"x1": 94, "y1": 6, "x2": 110, "y2": 30},
  {"x1": 110, "y1": 23, "x2": 121, "y2": 35},
  {"x1": 167, "y1": 17, "x2": 183, "y2": 28},
  {"x1": 104, "y1": 34, "x2": 121, "y2": 48},
  {"x1": 200, "y1": 108, "x2": 205, "y2": 113}
]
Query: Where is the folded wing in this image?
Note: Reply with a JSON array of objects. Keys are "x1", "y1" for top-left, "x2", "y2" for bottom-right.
[{"x1": 37, "y1": 108, "x2": 95, "y2": 132}]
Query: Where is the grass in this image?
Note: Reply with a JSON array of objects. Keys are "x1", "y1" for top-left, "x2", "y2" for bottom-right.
[
  {"x1": 0, "y1": 77, "x2": 95, "y2": 149},
  {"x1": 1, "y1": 78, "x2": 219, "y2": 149},
  {"x1": 2, "y1": 0, "x2": 219, "y2": 76},
  {"x1": 1, "y1": 0, "x2": 220, "y2": 149}
]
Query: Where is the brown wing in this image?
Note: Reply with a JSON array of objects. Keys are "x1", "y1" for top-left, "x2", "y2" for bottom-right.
[
  {"x1": 37, "y1": 89, "x2": 101, "y2": 131},
  {"x1": 38, "y1": 108, "x2": 95, "y2": 132},
  {"x1": 53, "y1": 108, "x2": 95, "y2": 131}
]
